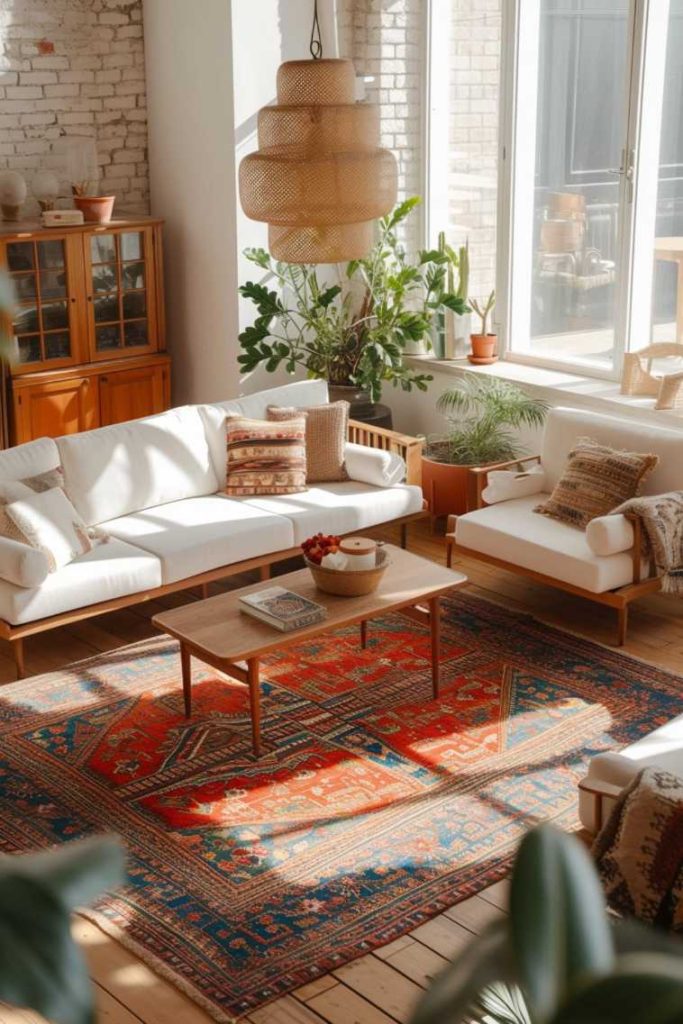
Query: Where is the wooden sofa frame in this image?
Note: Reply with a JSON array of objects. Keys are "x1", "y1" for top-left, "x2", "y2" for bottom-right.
[
  {"x1": 1, "y1": 420, "x2": 428, "y2": 680},
  {"x1": 444, "y1": 454, "x2": 661, "y2": 647}
]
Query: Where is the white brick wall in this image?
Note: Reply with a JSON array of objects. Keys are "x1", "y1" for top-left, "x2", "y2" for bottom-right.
[
  {"x1": 339, "y1": 0, "x2": 424, "y2": 255},
  {"x1": 0, "y1": 0, "x2": 149, "y2": 218}
]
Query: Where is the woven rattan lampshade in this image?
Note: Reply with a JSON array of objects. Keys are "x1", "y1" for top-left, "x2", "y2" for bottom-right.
[{"x1": 239, "y1": 58, "x2": 398, "y2": 263}]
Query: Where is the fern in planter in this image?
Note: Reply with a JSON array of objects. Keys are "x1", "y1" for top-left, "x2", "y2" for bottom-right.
[
  {"x1": 410, "y1": 824, "x2": 683, "y2": 1024},
  {"x1": 426, "y1": 376, "x2": 547, "y2": 466}
]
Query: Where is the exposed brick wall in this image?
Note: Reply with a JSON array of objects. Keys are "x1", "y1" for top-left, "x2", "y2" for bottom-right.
[
  {"x1": 339, "y1": 0, "x2": 424, "y2": 255},
  {"x1": 0, "y1": 0, "x2": 149, "y2": 218}
]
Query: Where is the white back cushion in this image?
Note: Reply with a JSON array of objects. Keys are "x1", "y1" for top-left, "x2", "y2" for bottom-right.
[
  {"x1": 541, "y1": 407, "x2": 683, "y2": 494},
  {"x1": 57, "y1": 406, "x2": 218, "y2": 526},
  {"x1": 0, "y1": 437, "x2": 60, "y2": 481},
  {"x1": 199, "y1": 378, "x2": 330, "y2": 487}
]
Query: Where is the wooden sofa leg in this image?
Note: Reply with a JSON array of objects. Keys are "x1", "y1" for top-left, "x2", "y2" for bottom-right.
[
  {"x1": 446, "y1": 541, "x2": 453, "y2": 569},
  {"x1": 259, "y1": 564, "x2": 271, "y2": 581},
  {"x1": 12, "y1": 638, "x2": 25, "y2": 680},
  {"x1": 617, "y1": 605, "x2": 628, "y2": 646},
  {"x1": 400, "y1": 524, "x2": 408, "y2": 550}
]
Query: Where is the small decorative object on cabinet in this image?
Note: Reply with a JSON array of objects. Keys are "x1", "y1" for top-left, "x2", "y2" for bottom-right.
[
  {"x1": 0, "y1": 215, "x2": 170, "y2": 444},
  {"x1": 0, "y1": 172, "x2": 27, "y2": 222},
  {"x1": 621, "y1": 342, "x2": 683, "y2": 410}
]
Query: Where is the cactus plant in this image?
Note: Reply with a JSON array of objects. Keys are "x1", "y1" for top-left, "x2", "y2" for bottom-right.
[{"x1": 470, "y1": 289, "x2": 496, "y2": 336}]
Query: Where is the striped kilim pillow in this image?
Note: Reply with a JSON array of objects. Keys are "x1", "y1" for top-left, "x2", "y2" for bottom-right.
[
  {"x1": 534, "y1": 437, "x2": 658, "y2": 529},
  {"x1": 225, "y1": 415, "x2": 307, "y2": 495}
]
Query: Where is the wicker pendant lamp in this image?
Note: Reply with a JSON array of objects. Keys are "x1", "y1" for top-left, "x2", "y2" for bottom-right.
[{"x1": 238, "y1": 5, "x2": 397, "y2": 263}]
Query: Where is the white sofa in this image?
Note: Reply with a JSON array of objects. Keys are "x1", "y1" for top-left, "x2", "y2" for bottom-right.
[
  {"x1": 447, "y1": 406, "x2": 683, "y2": 644},
  {"x1": 579, "y1": 712, "x2": 683, "y2": 833},
  {"x1": 0, "y1": 379, "x2": 426, "y2": 676}
]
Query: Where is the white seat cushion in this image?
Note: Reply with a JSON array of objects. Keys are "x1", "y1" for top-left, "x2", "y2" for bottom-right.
[
  {"x1": 0, "y1": 538, "x2": 161, "y2": 626},
  {"x1": 455, "y1": 494, "x2": 637, "y2": 593},
  {"x1": 240, "y1": 482, "x2": 424, "y2": 545},
  {"x1": 57, "y1": 405, "x2": 218, "y2": 526},
  {"x1": 198, "y1": 379, "x2": 329, "y2": 487},
  {"x1": 103, "y1": 495, "x2": 295, "y2": 584},
  {"x1": 578, "y1": 712, "x2": 683, "y2": 831}
]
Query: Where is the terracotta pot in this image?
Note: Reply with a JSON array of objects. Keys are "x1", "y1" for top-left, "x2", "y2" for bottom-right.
[
  {"x1": 73, "y1": 195, "x2": 115, "y2": 224},
  {"x1": 421, "y1": 453, "x2": 477, "y2": 518},
  {"x1": 469, "y1": 333, "x2": 498, "y2": 365}
]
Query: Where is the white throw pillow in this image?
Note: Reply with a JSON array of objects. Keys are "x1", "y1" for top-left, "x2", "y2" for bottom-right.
[
  {"x1": 344, "y1": 442, "x2": 406, "y2": 487},
  {"x1": 481, "y1": 464, "x2": 546, "y2": 505},
  {"x1": 5, "y1": 488, "x2": 93, "y2": 573}
]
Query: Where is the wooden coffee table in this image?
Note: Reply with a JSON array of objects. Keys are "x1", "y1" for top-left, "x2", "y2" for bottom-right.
[{"x1": 152, "y1": 545, "x2": 467, "y2": 755}]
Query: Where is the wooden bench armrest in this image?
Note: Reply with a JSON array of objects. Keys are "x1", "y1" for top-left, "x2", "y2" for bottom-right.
[
  {"x1": 578, "y1": 777, "x2": 623, "y2": 800},
  {"x1": 347, "y1": 418, "x2": 424, "y2": 487}
]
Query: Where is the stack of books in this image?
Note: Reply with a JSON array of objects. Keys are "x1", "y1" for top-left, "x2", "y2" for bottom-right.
[{"x1": 239, "y1": 586, "x2": 327, "y2": 632}]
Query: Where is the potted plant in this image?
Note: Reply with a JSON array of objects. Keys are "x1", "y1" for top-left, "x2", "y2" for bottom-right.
[
  {"x1": 422, "y1": 375, "x2": 547, "y2": 521},
  {"x1": 61, "y1": 136, "x2": 115, "y2": 224},
  {"x1": 434, "y1": 234, "x2": 470, "y2": 360},
  {"x1": 469, "y1": 289, "x2": 497, "y2": 363},
  {"x1": 238, "y1": 197, "x2": 469, "y2": 420},
  {"x1": 410, "y1": 824, "x2": 683, "y2": 1024}
]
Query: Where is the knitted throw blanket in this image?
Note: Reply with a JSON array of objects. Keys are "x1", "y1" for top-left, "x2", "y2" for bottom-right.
[{"x1": 613, "y1": 491, "x2": 683, "y2": 594}]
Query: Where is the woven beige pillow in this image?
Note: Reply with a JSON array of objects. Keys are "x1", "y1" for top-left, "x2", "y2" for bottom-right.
[
  {"x1": 0, "y1": 467, "x2": 66, "y2": 545},
  {"x1": 267, "y1": 401, "x2": 349, "y2": 483},
  {"x1": 225, "y1": 415, "x2": 307, "y2": 495},
  {"x1": 535, "y1": 437, "x2": 658, "y2": 529}
]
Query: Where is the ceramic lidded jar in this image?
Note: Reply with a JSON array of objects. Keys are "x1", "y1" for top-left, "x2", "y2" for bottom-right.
[{"x1": 339, "y1": 536, "x2": 377, "y2": 571}]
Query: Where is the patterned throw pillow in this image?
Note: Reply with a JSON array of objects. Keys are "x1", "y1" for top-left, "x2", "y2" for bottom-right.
[
  {"x1": 225, "y1": 415, "x2": 307, "y2": 495},
  {"x1": 267, "y1": 401, "x2": 349, "y2": 482},
  {"x1": 0, "y1": 467, "x2": 66, "y2": 545},
  {"x1": 534, "y1": 437, "x2": 658, "y2": 529},
  {"x1": 5, "y1": 487, "x2": 93, "y2": 572}
]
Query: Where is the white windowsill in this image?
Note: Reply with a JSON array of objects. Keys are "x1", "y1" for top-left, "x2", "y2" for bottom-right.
[{"x1": 405, "y1": 354, "x2": 683, "y2": 428}]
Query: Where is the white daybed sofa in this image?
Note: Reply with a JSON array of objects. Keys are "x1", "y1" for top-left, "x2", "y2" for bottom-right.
[
  {"x1": 447, "y1": 406, "x2": 683, "y2": 644},
  {"x1": 0, "y1": 379, "x2": 426, "y2": 677}
]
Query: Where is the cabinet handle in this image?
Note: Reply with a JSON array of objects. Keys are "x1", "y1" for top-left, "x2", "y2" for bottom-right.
[
  {"x1": 100, "y1": 376, "x2": 108, "y2": 383},
  {"x1": 87, "y1": 295, "x2": 93, "y2": 302},
  {"x1": 70, "y1": 296, "x2": 76, "y2": 303}
]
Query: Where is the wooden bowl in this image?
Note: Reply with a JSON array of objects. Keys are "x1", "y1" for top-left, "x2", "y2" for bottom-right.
[{"x1": 304, "y1": 547, "x2": 390, "y2": 597}]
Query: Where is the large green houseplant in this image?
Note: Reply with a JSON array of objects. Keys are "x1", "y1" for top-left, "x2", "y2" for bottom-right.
[
  {"x1": 238, "y1": 197, "x2": 469, "y2": 407},
  {"x1": 422, "y1": 375, "x2": 547, "y2": 520},
  {"x1": 410, "y1": 824, "x2": 683, "y2": 1024}
]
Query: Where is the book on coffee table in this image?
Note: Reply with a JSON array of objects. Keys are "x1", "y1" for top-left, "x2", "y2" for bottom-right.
[{"x1": 238, "y1": 586, "x2": 328, "y2": 632}]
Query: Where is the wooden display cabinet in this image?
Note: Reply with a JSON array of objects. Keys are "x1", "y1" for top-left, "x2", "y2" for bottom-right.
[{"x1": 0, "y1": 216, "x2": 170, "y2": 445}]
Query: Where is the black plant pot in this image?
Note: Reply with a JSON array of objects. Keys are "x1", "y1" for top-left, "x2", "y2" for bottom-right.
[{"x1": 328, "y1": 383, "x2": 393, "y2": 429}]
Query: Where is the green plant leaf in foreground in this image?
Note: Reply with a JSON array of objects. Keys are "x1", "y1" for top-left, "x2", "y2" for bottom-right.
[
  {"x1": 550, "y1": 955, "x2": 683, "y2": 1024},
  {"x1": 509, "y1": 825, "x2": 615, "y2": 1023},
  {"x1": 410, "y1": 920, "x2": 510, "y2": 1024},
  {"x1": 0, "y1": 836, "x2": 125, "y2": 1024}
]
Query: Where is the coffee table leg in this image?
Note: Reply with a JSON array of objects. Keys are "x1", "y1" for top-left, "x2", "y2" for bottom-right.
[
  {"x1": 360, "y1": 620, "x2": 367, "y2": 649},
  {"x1": 430, "y1": 596, "x2": 441, "y2": 699},
  {"x1": 181, "y1": 642, "x2": 192, "y2": 717},
  {"x1": 248, "y1": 657, "x2": 262, "y2": 756}
]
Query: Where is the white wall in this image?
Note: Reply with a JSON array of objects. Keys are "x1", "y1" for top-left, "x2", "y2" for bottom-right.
[
  {"x1": 143, "y1": 0, "x2": 239, "y2": 405},
  {"x1": 233, "y1": 0, "x2": 339, "y2": 396}
]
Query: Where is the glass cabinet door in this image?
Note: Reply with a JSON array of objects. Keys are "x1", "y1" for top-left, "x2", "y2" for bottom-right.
[
  {"x1": 5, "y1": 236, "x2": 78, "y2": 371},
  {"x1": 87, "y1": 228, "x2": 156, "y2": 359}
]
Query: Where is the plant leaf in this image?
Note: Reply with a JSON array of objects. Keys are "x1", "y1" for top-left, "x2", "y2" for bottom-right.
[
  {"x1": 0, "y1": 837, "x2": 124, "y2": 1024},
  {"x1": 550, "y1": 955, "x2": 683, "y2": 1024},
  {"x1": 510, "y1": 826, "x2": 615, "y2": 1023},
  {"x1": 409, "y1": 920, "x2": 510, "y2": 1024}
]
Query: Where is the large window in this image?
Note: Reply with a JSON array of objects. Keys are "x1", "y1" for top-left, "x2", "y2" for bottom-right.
[{"x1": 428, "y1": 0, "x2": 683, "y2": 378}]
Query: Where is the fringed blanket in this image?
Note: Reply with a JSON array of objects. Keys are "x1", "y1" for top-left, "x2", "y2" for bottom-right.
[
  {"x1": 613, "y1": 491, "x2": 683, "y2": 594},
  {"x1": 593, "y1": 767, "x2": 683, "y2": 933}
]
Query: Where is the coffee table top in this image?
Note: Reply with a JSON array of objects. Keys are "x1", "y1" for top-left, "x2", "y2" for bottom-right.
[{"x1": 152, "y1": 545, "x2": 467, "y2": 664}]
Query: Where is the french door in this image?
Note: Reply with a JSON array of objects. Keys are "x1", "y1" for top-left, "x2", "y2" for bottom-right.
[{"x1": 502, "y1": 0, "x2": 683, "y2": 379}]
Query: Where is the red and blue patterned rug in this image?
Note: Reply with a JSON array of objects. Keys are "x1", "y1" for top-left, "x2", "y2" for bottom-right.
[{"x1": 0, "y1": 593, "x2": 680, "y2": 1020}]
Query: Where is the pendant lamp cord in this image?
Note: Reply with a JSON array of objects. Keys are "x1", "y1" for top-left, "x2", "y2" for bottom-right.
[{"x1": 309, "y1": 0, "x2": 323, "y2": 58}]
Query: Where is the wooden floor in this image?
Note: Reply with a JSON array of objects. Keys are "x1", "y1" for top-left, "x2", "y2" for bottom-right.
[{"x1": 2, "y1": 518, "x2": 683, "y2": 1024}]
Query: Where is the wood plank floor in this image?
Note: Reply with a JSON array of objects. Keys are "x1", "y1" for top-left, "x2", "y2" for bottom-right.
[{"x1": 2, "y1": 519, "x2": 682, "y2": 1024}]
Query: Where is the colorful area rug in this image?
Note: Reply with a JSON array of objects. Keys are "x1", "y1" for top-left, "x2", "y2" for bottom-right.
[{"x1": 0, "y1": 593, "x2": 680, "y2": 1020}]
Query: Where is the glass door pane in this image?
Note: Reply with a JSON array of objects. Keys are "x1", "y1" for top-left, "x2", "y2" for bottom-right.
[
  {"x1": 509, "y1": 0, "x2": 633, "y2": 373},
  {"x1": 88, "y1": 230, "x2": 152, "y2": 356},
  {"x1": 6, "y1": 237, "x2": 75, "y2": 368}
]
